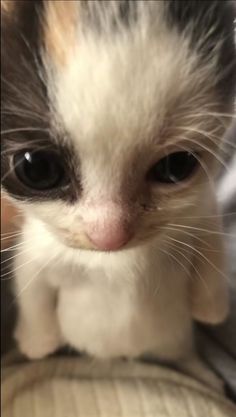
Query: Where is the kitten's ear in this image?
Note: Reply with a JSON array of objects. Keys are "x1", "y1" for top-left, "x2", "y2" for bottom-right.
[{"x1": 190, "y1": 198, "x2": 229, "y2": 325}]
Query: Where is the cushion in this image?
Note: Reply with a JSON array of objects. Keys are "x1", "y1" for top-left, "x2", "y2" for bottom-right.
[{"x1": 2, "y1": 353, "x2": 236, "y2": 417}]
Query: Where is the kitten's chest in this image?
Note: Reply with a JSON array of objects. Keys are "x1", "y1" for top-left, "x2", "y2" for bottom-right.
[
  {"x1": 57, "y1": 276, "x2": 159, "y2": 358},
  {"x1": 55, "y1": 255, "x2": 190, "y2": 359}
]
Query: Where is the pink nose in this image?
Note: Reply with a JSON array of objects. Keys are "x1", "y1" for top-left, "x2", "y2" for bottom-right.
[{"x1": 86, "y1": 219, "x2": 130, "y2": 251}]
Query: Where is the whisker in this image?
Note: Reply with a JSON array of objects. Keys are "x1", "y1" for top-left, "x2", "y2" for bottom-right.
[
  {"x1": 176, "y1": 143, "x2": 216, "y2": 189},
  {"x1": 168, "y1": 223, "x2": 235, "y2": 238},
  {"x1": 181, "y1": 126, "x2": 236, "y2": 153},
  {"x1": 166, "y1": 236, "x2": 229, "y2": 282},
  {"x1": 180, "y1": 136, "x2": 229, "y2": 171},
  {"x1": 1, "y1": 109, "x2": 47, "y2": 124},
  {"x1": 0, "y1": 230, "x2": 23, "y2": 237},
  {"x1": 159, "y1": 225, "x2": 213, "y2": 249},
  {"x1": 1, "y1": 232, "x2": 24, "y2": 241},
  {"x1": 1, "y1": 143, "x2": 52, "y2": 181},
  {"x1": 173, "y1": 212, "x2": 236, "y2": 220},
  {"x1": 1, "y1": 238, "x2": 35, "y2": 253},
  {"x1": 19, "y1": 31, "x2": 47, "y2": 89},
  {"x1": 160, "y1": 245, "x2": 191, "y2": 278},
  {"x1": 1, "y1": 256, "x2": 39, "y2": 280},
  {"x1": 1, "y1": 245, "x2": 34, "y2": 265},
  {"x1": 1, "y1": 127, "x2": 49, "y2": 135},
  {"x1": 13, "y1": 252, "x2": 58, "y2": 300},
  {"x1": 177, "y1": 116, "x2": 236, "y2": 145},
  {"x1": 194, "y1": 154, "x2": 216, "y2": 189},
  {"x1": 1, "y1": 75, "x2": 45, "y2": 113},
  {"x1": 1, "y1": 140, "x2": 51, "y2": 157},
  {"x1": 165, "y1": 240, "x2": 210, "y2": 293},
  {"x1": 180, "y1": 111, "x2": 236, "y2": 120}
]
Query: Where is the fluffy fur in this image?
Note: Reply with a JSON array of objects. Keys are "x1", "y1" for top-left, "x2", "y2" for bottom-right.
[{"x1": 1, "y1": 0, "x2": 236, "y2": 389}]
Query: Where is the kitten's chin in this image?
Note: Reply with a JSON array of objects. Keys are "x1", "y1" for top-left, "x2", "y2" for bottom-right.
[{"x1": 63, "y1": 238, "x2": 128, "y2": 252}]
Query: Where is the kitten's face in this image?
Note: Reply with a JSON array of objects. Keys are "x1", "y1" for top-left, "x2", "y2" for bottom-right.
[{"x1": 1, "y1": 1, "x2": 236, "y2": 251}]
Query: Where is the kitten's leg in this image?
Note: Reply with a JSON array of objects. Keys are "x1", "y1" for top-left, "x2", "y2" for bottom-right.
[
  {"x1": 190, "y1": 202, "x2": 229, "y2": 324},
  {"x1": 14, "y1": 258, "x2": 63, "y2": 360}
]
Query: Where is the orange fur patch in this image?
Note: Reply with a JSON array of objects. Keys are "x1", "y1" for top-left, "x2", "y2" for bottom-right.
[{"x1": 43, "y1": 0, "x2": 79, "y2": 67}]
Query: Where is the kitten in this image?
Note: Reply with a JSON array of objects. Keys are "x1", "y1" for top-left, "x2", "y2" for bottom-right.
[{"x1": 1, "y1": 1, "x2": 236, "y2": 389}]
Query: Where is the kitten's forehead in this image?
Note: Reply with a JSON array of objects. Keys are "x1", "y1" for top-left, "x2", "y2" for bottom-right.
[
  {"x1": 42, "y1": 0, "x2": 235, "y2": 155},
  {"x1": 44, "y1": 2, "x2": 197, "y2": 154}
]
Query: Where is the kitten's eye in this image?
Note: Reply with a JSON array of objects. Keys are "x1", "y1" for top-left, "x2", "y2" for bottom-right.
[
  {"x1": 147, "y1": 152, "x2": 199, "y2": 184},
  {"x1": 14, "y1": 150, "x2": 65, "y2": 190}
]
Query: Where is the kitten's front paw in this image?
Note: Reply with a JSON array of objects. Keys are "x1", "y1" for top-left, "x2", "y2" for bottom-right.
[{"x1": 14, "y1": 321, "x2": 64, "y2": 360}]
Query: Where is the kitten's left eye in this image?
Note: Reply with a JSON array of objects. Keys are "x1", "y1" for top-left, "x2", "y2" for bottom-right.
[{"x1": 147, "y1": 152, "x2": 199, "y2": 184}]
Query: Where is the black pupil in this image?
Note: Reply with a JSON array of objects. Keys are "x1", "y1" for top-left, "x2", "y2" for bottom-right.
[
  {"x1": 14, "y1": 151, "x2": 64, "y2": 190},
  {"x1": 148, "y1": 152, "x2": 198, "y2": 184}
]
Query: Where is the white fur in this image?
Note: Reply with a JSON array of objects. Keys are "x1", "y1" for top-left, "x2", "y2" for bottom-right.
[
  {"x1": 50, "y1": 5, "x2": 213, "y2": 161},
  {"x1": 12, "y1": 2, "x2": 230, "y2": 391}
]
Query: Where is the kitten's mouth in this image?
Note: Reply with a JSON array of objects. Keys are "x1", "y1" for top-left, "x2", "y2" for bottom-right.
[
  {"x1": 55, "y1": 224, "x2": 161, "y2": 252},
  {"x1": 57, "y1": 232, "x2": 141, "y2": 253},
  {"x1": 56, "y1": 222, "x2": 134, "y2": 252},
  {"x1": 63, "y1": 233, "x2": 156, "y2": 253},
  {"x1": 65, "y1": 235, "x2": 132, "y2": 252},
  {"x1": 56, "y1": 229, "x2": 133, "y2": 252},
  {"x1": 55, "y1": 223, "x2": 159, "y2": 252}
]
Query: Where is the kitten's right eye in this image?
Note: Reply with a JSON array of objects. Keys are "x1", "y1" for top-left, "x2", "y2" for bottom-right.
[
  {"x1": 14, "y1": 150, "x2": 66, "y2": 191},
  {"x1": 147, "y1": 151, "x2": 199, "y2": 185}
]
